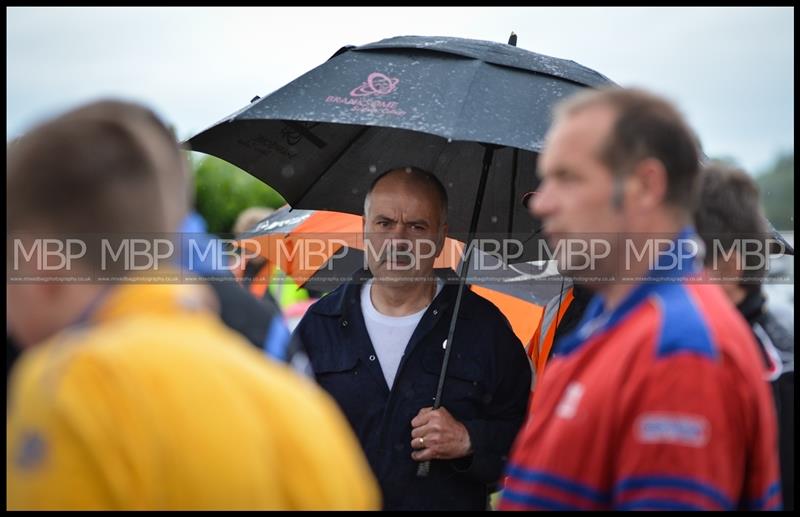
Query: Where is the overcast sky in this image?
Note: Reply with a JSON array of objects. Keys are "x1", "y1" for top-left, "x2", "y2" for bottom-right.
[{"x1": 6, "y1": 6, "x2": 793, "y2": 175}]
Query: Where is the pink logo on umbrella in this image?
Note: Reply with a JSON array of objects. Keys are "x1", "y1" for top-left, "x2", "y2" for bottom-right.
[{"x1": 350, "y1": 72, "x2": 399, "y2": 97}]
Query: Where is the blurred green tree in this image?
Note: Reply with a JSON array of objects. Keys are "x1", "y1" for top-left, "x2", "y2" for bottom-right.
[{"x1": 190, "y1": 154, "x2": 285, "y2": 236}]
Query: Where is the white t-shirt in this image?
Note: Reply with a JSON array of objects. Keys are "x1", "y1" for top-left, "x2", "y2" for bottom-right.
[{"x1": 361, "y1": 278, "x2": 444, "y2": 389}]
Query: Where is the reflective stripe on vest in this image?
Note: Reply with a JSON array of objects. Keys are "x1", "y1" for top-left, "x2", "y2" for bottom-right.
[{"x1": 530, "y1": 287, "x2": 574, "y2": 376}]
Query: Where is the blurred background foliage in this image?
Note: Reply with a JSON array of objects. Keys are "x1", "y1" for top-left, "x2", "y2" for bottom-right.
[{"x1": 190, "y1": 154, "x2": 285, "y2": 236}]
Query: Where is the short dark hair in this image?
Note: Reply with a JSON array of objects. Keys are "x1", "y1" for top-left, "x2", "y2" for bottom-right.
[
  {"x1": 8, "y1": 100, "x2": 185, "y2": 234},
  {"x1": 556, "y1": 87, "x2": 702, "y2": 212},
  {"x1": 364, "y1": 166, "x2": 448, "y2": 223},
  {"x1": 7, "y1": 100, "x2": 186, "y2": 272},
  {"x1": 694, "y1": 161, "x2": 770, "y2": 286}
]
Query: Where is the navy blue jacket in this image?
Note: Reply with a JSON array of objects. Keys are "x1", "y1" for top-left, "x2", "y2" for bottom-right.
[{"x1": 293, "y1": 268, "x2": 532, "y2": 510}]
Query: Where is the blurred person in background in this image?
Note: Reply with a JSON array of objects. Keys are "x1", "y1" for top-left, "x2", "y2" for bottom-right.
[
  {"x1": 6, "y1": 100, "x2": 379, "y2": 510},
  {"x1": 232, "y1": 206, "x2": 276, "y2": 235},
  {"x1": 695, "y1": 161, "x2": 794, "y2": 510}
]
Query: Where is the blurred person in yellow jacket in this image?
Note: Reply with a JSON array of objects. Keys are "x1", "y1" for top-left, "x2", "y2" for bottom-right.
[{"x1": 6, "y1": 100, "x2": 380, "y2": 510}]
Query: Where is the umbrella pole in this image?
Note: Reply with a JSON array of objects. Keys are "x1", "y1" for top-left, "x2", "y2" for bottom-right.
[{"x1": 417, "y1": 144, "x2": 497, "y2": 478}]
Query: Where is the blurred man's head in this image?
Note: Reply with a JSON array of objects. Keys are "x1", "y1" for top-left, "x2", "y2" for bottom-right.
[
  {"x1": 530, "y1": 87, "x2": 701, "y2": 286},
  {"x1": 694, "y1": 161, "x2": 771, "y2": 303},
  {"x1": 362, "y1": 167, "x2": 448, "y2": 284},
  {"x1": 7, "y1": 100, "x2": 188, "y2": 347},
  {"x1": 233, "y1": 206, "x2": 276, "y2": 235},
  {"x1": 8, "y1": 100, "x2": 189, "y2": 236}
]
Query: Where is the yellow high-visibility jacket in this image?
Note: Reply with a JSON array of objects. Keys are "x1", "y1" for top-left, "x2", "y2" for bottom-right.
[{"x1": 7, "y1": 283, "x2": 380, "y2": 510}]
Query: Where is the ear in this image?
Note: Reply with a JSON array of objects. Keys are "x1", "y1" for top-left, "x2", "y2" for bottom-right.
[{"x1": 629, "y1": 158, "x2": 668, "y2": 210}]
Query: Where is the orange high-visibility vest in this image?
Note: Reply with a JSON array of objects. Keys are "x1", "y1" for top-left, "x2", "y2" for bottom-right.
[{"x1": 528, "y1": 286, "x2": 574, "y2": 381}]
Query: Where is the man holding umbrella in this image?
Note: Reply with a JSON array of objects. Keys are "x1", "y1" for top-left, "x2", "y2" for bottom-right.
[{"x1": 293, "y1": 166, "x2": 532, "y2": 510}]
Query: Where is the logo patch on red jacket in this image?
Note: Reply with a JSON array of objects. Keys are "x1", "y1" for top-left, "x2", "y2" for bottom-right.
[{"x1": 636, "y1": 412, "x2": 710, "y2": 447}]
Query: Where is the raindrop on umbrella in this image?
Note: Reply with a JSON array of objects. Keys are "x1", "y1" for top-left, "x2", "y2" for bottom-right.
[{"x1": 281, "y1": 165, "x2": 295, "y2": 178}]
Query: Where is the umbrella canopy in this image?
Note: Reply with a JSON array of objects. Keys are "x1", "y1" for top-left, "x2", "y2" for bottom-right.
[
  {"x1": 188, "y1": 35, "x2": 615, "y2": 262},
  {"x1": 765, "y1": 220, "x2": 794, "y2": 256},
  {"x1": 239, "y1": 204, "x2": 363, "y2": 281}
]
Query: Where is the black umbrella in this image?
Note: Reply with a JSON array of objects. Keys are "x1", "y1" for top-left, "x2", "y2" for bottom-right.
[
  {"x1": 188, "y1": 34, "x2": 615, "y2": 262},
  {"x1": 765, "y1": 220, "x2": 794, "y2": 256},
  {"x1": 188, "y1": 33, "x2": 614, "y2": 476}
]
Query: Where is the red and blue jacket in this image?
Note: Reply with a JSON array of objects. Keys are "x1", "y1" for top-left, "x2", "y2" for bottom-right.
[{"x1": 499, "y1": 230, "x2": 781, "y2": 511}]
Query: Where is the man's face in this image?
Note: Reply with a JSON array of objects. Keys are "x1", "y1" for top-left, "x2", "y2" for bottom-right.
[
  {"x1": 531, "y1": 106, "x2": 629, "y2": 282},
  {"x1": 363, "y1": 172, "x2": 446, "y2": 283}
]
